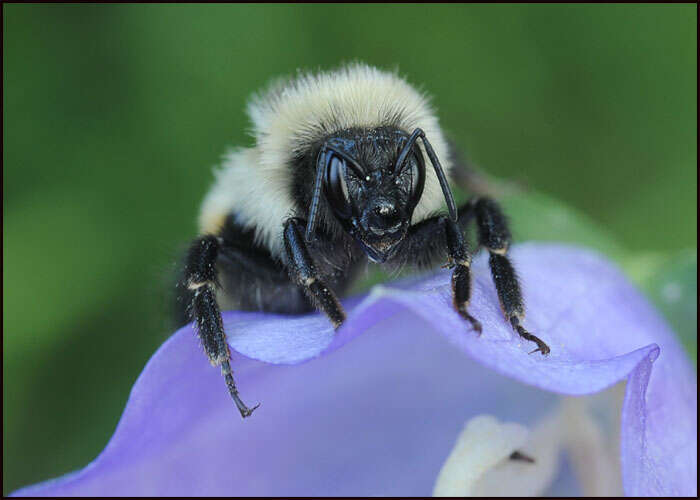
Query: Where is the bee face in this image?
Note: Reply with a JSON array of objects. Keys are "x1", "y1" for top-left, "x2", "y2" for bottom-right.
[{"x1": 320, "y1": 127, "x2": 426, "y2": 262}]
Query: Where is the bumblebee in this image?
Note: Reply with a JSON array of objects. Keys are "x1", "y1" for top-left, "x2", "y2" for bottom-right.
[{"x1": 174, "y1": 64, "x2": 549, "y2": 418}]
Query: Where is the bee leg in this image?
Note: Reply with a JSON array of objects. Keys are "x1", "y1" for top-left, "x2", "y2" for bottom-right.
[
  {"x1": 509, "y1": 450, "x2": 536, "y2": 463},
  {"x1": 443, "y1": 216, "x2": 482, "y2": 333},
  {"x1": 283, "y1": 218, "x2": 346, "y2": 328},
  {"x1": 182, "y1": 235, "x2": 259, "y2": 417},
  {"x1": 398, "y1": 214, "x2": 480, "y2": 332},
  {"x1": 470, "y1": 197, "x2": 550, "y2": 355}
]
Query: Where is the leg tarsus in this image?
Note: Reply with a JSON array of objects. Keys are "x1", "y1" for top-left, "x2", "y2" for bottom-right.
[
  {"x1": 451, "y1": 261, "x2": 482, "y2": 334},
  {"x1": 221, "y1": 360, "x2": 260, "y2": 418},
  {"x1": 511, "y1": 317, "x2": 550, "y2": 355},
  {"x1": 459, "y1": 308, "x2": 483, "y2": 334}
]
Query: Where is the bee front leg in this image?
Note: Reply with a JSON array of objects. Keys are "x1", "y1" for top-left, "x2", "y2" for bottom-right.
[
  {"x1": 399, "y1": 215, "x2": 481, "y2": 333},
  {"x1": 443, "y1": 217, "x2": 483, "y2": 334},
  {"x1": 283, "y1": 218, "x2": 347, "y2": 328}
]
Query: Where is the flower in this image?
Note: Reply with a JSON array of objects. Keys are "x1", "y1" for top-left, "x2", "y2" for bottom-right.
[{"x1": 12, "y1": 244, "x2": 697, "y2": 496}]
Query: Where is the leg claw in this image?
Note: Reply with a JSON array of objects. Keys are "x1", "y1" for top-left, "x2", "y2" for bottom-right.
[
  {"x1": 238, "y1": 402, "x2": 260, "y2": 419},
  {"x1": 528, "y1": 345, "x2": 550, "y2": 355},
  {"x1": 510, "y1": 450, "x2": 536, "y2": 463},
  {"x1": 511, "y1": 317, "x2": 550, "y2": 356}
]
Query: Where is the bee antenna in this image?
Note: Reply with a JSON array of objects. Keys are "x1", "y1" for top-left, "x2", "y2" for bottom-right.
[
  {"x1": 394, "y1": 128, "x2": 457, "y2": 222},
  {"x1": 305, "y1": 146, "x2": 329, "y2": 242}
]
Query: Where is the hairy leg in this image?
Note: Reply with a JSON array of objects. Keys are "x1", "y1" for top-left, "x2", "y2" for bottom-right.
[
  {"x1": 283, "y1": 218, "x2": 346, "y2": 328},
  {"x1": 180, "y1": 235, "x2": 259, "y2": 417},
  {"x1": 400, "y1": 215, "x2": 482, "y2": 332},
  {"x1": 468, "y1": 197, "x2": 550, "y2": 354}
]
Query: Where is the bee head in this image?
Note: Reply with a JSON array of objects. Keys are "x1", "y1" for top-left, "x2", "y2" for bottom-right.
[{"x1": 306, "y1": 127, "x2": 426, "y2": 262}]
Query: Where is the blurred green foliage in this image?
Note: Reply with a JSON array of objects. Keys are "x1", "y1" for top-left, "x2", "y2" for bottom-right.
[
  {"x1": 626, "y1": 250, "x2": 698, "y2": 364},
  {"x1": 3, "y1": 4, "x2": 696, "y2": 493}
]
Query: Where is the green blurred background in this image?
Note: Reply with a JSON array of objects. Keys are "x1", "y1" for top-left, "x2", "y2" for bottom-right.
[{"x1": 3, "y1": 4, "x2": 696, "y2": 493}]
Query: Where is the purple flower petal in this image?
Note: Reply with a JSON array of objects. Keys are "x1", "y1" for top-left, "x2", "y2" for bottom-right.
[{"x1": 13, "y1": 244, "x2": 696, "y2": 496}]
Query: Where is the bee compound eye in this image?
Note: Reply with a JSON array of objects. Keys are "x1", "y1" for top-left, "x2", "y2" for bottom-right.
[{"x1": 324, "y1": 154, "x2": 352, "y2": 219}]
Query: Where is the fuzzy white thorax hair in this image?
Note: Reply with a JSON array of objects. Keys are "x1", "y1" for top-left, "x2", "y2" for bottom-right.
[{"x1": 199, "y1": 63, "x2": 452, "y2": 257}]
